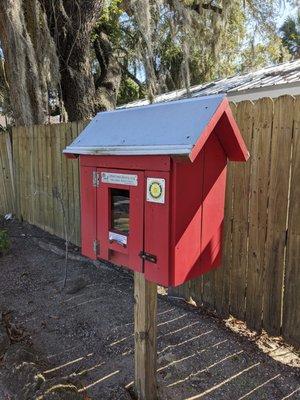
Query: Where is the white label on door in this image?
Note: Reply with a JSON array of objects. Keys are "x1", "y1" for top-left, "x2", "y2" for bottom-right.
[
  {"x1": 146, "y1": 178, "x2": 165, "y2": 204},
  {"x1": 109, "y1": 231, "x2": 127, "y2": 246},
  {"x1": 101, "y1": 172, "x2": 138, "y2": 186}
]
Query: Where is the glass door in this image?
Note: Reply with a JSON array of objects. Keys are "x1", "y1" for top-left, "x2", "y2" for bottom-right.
[{"x1": 97, "y1": 168, "x2": 144, "y2": 272}]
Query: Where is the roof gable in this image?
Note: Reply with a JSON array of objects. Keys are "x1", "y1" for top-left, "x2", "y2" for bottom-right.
[{"x1": 64, "y1": 94, "x2": 249, "y2": 161}]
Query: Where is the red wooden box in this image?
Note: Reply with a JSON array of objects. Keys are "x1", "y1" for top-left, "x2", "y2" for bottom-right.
[{"x1": 64, "y1": 95, "x2": 249, "y2": 286}]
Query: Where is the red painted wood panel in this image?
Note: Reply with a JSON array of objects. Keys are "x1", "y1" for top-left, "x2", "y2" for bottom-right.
[
  {"x1": 80, "y1": 155, "x2": 171, "y2": 171},
  {"x1": 171, "y1": 152, "x2": 204, "y2": 286},
  {"x1": 144, "y1": 171, "x2": 170, "y2": 286},
  {"x1": 171, "y1": 133, "x2": 227, "y2": 286},
  {"x1": 200, "y1": 133, "x2": 227, "y2": 274},
  {"x1": 80, "y1": 166, "x2": 97, "y2": 260}
]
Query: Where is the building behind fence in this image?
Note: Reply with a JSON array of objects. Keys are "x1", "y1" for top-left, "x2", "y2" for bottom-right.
[{"x1": 0, "y1": 95, "x2": 299, "y2": 348}]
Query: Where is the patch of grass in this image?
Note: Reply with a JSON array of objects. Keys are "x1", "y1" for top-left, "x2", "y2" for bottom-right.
[{"x1": 0, "y1": 229, "x2": 10, "y2": 256}]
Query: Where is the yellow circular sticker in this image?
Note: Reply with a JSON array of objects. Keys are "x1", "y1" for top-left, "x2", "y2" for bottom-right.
[{"x1": 149, "y1": 181, "x2": 162, "y2": 199}]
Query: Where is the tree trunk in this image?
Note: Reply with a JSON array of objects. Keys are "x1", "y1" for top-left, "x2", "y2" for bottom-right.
[
  {"x1": 94, "y1": 31, "x2": 122, "y2": 111},
  {"x1": 40, "y1": 0, "x2": 103, "y2": 121},
  {"x1": 0, "y1": 0, "x2": 48, "y2": 125}
]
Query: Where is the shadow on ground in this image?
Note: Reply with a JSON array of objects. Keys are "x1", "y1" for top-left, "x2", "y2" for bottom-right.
[{"x1": 0, "y1": 220, "x2": 299, "y2": 399}]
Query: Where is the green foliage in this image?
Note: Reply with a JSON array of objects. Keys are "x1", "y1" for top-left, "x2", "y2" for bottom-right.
[
  {"x1": 0, "y1": 229, "x2": 10, "y2": 256},
  {"x1": 93, "y1": 0, "x2": 123, "y2": 45},
  {"x1": 280, "y1": 12, "x2": 300, "y2": 58},
  {"x1": 117, "y1": 77, "x2": 144, "y2": 106},
  {"x1": 91, "y1": 0, "x2": 298, "y2": 105},
  {"x1": 240, "y1": 36, "x2": 291, "y2": 73}
]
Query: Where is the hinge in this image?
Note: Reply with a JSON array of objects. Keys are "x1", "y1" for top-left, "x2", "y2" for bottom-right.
[
  {"x1": 92, "y1": 171, "x2": 100, "y2": 187},
  {"x1": 139, "y1": 251, "x2": 157, "y2": 264},
  {"x1": 93, "y1": 239, "x2": 100, "y2": 254}
]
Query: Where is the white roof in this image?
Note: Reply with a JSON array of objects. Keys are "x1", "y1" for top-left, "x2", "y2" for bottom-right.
[
  {"x1": 121, "y1": 60, "x2": 300, "y2": 108},
  {"x1": 64, "y1": 95, "x2": 225, "y2": 156}
]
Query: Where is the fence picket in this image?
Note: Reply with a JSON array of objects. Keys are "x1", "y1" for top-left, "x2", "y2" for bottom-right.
[
  {"x1": 282, "y1": 96, "x2": 300, "y2": 346},
  {"x1": 263, "y1": 96, "x2": 294, "y2": 335},
  {"x1": 0, "y1": 96, "x2": 299, "y2": 348},
  {"x1": 213, "y1": 161, "x2": 235, "y2": 317},
  {"x1": 0, "y1": 134, "x2": 8, "y2": 213},
  {"x1": 230, "y1": 101, "x2": 254, "y2": 320},
  {"x1": 245, "y1": 98, "x2": 273, "y2": 332}
]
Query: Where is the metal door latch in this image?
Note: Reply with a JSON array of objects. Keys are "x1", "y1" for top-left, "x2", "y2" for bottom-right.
[
  {"x1": 139, "y1": 251, "x2": 157, "y2": 263},
  {"x1": 93, "y1": 240, "x2": 100, "y2": 254}
]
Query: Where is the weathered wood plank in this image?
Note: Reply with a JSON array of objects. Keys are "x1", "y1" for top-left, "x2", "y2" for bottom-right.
[
  {"x1": 189, "y1": 276, "x2": 203, "y2": 306},
  {"x1": 35, "y1": 124, "x2": 44, "y2": 229},
  {"x1": 27, "y1": 125, "x2": 35, "y2": 224},
  {"x1": 213, "y1": 161, "x2": 235, "y2": 317},
  {"x1": 23, "y1": 126, "x2": 31, "y2": 222},
  {"x1": 246, "y1": 98, "x2": 273, "y2": 332},
  {"x1": 0, "y1": 134, "x2": 8, "y2": 213},
  {"x1": 39, "y1": 125, "x2": 47, "y2": 230},
  {"x1": 230, "y1": 100, "x2": 254, "y2": 320},
  {"x1": 60, "y1": 123, "x2": 69, "y2": 241},
  {"x1": 53, "y1": 123, "x2": 64, "y2": 238},
  {"x1": 202, "y1": 270, "x2": 216, "y2": 310},
  {"x1": 18, "y1": 126, "x2": 26, "y2": 221},
  {"x1": 212, "y1": 103, "x2": 237, "y2": 317},
  {"x1": 0, "y1": 132, "x2": 15, "y2": 215},
  {"x1": 66, "y1": 123, "x2": 76, "y2": 243},
  {"x1": 13, "y1": 127, "x2": 21, "y2": 219},
  {"x1": 263, "y1": 95, "x2": 294, "y2": 335},
  {"x1": 44, "y1": 124, "x2": 53, "y2": 233},
  {"x1": 5, "y1": 130, "x2": 16, "y2": 213},
  {"x1": 51, "y1": 124, "x2": 60, "y2": 237},
  {"x1": 72, "y1": 123, "x2": 81, "y2": 246},
  {"x1": 134, "y1": 272, "x2": 157, "y2": 400},
  {"x1": 282, "y1": 96, "x2": 300, "y2": 346},
  {"x1": 33, "y1": 125, "x2": 41, "y2": 228}
]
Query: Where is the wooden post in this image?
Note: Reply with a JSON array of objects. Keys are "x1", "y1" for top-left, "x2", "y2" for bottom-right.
[{"x1": 134, "y1": 272, "x2": 158, "y2": 400}]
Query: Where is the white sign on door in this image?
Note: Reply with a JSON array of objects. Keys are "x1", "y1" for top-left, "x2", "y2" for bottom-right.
[
  {"x1": 146, "y1": 178, "x2": 165, "y2": 204},
  {"x1": 101, "y1": 172, "x2": 138, "y2": 186}
]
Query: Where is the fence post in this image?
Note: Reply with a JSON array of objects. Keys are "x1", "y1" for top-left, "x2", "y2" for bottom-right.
[{"x1": 134, "y1": 272, "x2": 158, "y2": 400}]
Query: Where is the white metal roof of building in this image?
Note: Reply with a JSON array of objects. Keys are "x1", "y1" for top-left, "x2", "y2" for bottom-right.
[
  {"x1": 122, "y1": 59, "x2": 300, "y2": 108},
  {"x1": 64, "y1": 95, "x2": 226, "y2": 157}
]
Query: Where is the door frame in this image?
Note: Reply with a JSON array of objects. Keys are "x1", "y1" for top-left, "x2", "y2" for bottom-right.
[{"x1": 96, "y1": 168, "x2": 145, "y2": 272}]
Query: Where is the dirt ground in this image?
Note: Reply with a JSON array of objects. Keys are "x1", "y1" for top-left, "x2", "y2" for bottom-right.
[{"x1": 0, "y1": 219, "x2": 299, "y2": 400}]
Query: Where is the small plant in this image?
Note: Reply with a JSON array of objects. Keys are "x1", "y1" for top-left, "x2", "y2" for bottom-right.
[{"x1": 0, "y1": 229, "x2": 10, "y2": 256}]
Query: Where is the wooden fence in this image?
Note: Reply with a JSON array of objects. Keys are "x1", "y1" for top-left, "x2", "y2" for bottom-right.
[
  {"x1": 0, "y1": 95, "x2": 299, "y2": 347},
  {"x1": 0, "y1": 131, "x2": 14, "y2": 215}
]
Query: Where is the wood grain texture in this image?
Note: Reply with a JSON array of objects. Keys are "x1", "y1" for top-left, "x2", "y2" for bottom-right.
[
  {"x1": 55, "y1": 123, "x2": 64, "y2": 238},
  {"x1": 0, "y1": 134, "x2": 8, "y2": 213},
  {"x1": 282, "y1": 96, "x2": 300, "y2": 346},
  {"x1": 230, "y1": 100, "x2": 253, "y2": 320},
  {"x1": 3, "y1": 98, "x2": 300, "y2": 348},
  {"x1": 66, "y1": 123, "x2": 75, "y2": 243},
  {"x1": 213, "y1": 161, "x2": 235, "y2": 317},
  {"x1": 263, "y1": 96, "x2": 294, "y2": 335},
  {"x1": 45, "y1": 124, "x2": 54, "y2": 233},
  {"x1": 73, "y1": 123, "x2": 81, "y2": 246},
  {"x1": 246, "y1": 98, "x2": 273, "y2": 331},
  {"x1": 50, "y1": 124, "x2": 60, "y2": 238},
  {"x1": 28, "y1": 125, "x2": 34, "y2": 224},
  {"x1": 134, "y1": 272, "x2": 158, "y2": 400},
  {"x1": 5, "y1": 132, "x2": 15, "y2": 211},
  {"x1": 60, "y1": 123, "x2": 69, "y2": 241},
  {"x1": 19, "y1": 126, "x2": 26, "y2": 221}
]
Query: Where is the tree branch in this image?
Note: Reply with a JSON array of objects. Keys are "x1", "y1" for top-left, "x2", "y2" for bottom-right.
[
  {"x1": 119, "y1": 63, "x2": 143, "y2": 87},
  {"x1": 191, "y1": 1, "x2": 222, "y2": 15}
]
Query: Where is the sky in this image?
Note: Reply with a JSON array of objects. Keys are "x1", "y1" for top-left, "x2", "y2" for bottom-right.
[{"x1": 277, "y1": 2, "x2": 299, "y2": 26}]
